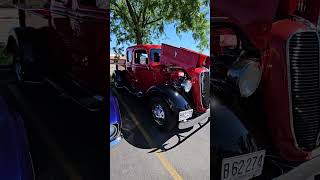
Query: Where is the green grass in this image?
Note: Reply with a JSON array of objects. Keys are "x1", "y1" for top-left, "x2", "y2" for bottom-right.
[{"x1": 0, "y1": 49, "x2": 13, "y2": 65}]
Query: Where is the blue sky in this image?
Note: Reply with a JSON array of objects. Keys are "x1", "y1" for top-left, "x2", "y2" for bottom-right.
[{"x1": 110, "y1": 10, "x2": 210, "y2": 56}]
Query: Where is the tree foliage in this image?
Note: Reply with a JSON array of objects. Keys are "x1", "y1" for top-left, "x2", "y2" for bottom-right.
[{"x1": 110, "y1": 0, "x2": 209, "y2": 54}]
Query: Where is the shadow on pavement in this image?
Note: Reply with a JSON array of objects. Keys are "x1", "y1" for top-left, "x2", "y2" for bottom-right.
[
  {"x1": 112, "y1": 87, "x2": 210, "y2": 153},
  {"x1": 0, "y1": 67, "x2": 107, "y2": 180}
]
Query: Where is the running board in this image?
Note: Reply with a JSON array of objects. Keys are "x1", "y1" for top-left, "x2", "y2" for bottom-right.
[
  {"x1": 44, "y1": 77, "x2": 105, "y2": 112},
  {"x1": 119, "y1": 85, "x2": 143, "y2": 98}
]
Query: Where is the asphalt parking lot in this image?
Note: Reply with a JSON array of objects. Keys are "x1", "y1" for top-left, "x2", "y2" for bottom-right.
[{"x1": 110, "y1": 87, "x2": 210, "y2": 180}]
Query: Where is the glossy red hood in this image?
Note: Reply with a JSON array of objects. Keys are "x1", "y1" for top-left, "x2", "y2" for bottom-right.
[
  {"x1": 213, "y1": 0, "x2": 280, "y2": 50},
  {"x1": 160, "y1": 44, "x2": 208, "y2": 70}
]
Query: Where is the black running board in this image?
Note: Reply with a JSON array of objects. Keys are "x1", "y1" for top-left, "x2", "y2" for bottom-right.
[{"x1": 44, "y1": 77, "x2": 105, "y2": 112}]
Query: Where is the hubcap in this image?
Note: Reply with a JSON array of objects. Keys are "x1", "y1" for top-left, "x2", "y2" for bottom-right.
[
  {"x1": 15, "y1": 60, "x2": 23, "y2": 81},
  {"x1": 152, "y1": 104, "x2": 166, "y2": 125}
]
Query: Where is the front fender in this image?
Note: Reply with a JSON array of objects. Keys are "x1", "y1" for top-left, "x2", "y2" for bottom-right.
[
  {"x1": 6, "y1": 27, "x2": 35, "y2": 57},
  {"x1": 146, "y1": 85, "x2": 190, "y2": 113},
  {"x1": 211, "y1": 103, "x2": 260, "y2": 179},
  {"x1": 211, "y1": 104, "x2": 258, "y2": 155}
]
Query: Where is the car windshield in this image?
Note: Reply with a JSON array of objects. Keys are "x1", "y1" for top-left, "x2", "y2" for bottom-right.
[{"x1": 150, "y1": 49, "x2": 161, "y2": 63}]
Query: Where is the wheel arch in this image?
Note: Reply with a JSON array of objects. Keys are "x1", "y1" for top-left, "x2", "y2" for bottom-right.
[
  {"x1": 211, "y1": 104, "x2": 262, "y2": 179},
  {"x1": 5, "y1": 27, "x2": 36, "y2": 57},
  {"x1": 146, "y1": 85, "x2": 190, "y2": 112}
]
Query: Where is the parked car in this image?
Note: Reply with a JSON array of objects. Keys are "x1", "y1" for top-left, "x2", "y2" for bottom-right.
[
  {"x1": 211, "y1": 0, "x2": 320, "y2": 179},
  {"x1": 5, "y1": 0, "x2": 108, "y2": 111},
  {"x1": 110, "y1": 91, "x2": 121, "y2": 147},
  {"x1": 113, "y1": 44, "x2": 210, "y2": 131},
  {"x1": 0, "y1": 98, "x2": 34, "y2": 180}
]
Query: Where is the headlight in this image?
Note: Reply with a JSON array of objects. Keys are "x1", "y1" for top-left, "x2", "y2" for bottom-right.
[
  {"x1": 181, "y1": 80, "x2": 192, "y2": 92},
  {"x1": 227, "y1": 59, "x2": 262, "y2": 97},
  {"x1": 110, "y1": 124, "x2": 117, "y2": 139}
]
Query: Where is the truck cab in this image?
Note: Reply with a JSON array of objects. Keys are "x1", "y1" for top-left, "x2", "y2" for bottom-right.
[
  {"x1": 124, "y1": 44, "x2": 162, "y2": 92},
  {"x1": 113, "y1": 44, "x2": 210, "y2": 131}
]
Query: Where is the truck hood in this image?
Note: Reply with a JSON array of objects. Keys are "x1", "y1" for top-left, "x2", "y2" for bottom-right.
[
  {"x1": 160, "y1": 44, "x2": 208, "y2": 69},
  {"x1": 213, "y1": 0, "x2": 280, "y2": 50}
]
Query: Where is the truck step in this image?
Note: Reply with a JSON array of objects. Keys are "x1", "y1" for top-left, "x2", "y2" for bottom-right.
[{"x1": 44, "y1": 77, "x2": 105, "y2": 112}]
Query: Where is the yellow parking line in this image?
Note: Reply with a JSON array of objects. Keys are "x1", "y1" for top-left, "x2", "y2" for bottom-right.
[{"x1": 113, "y1": 89, "x2": 183, "y2": 180}]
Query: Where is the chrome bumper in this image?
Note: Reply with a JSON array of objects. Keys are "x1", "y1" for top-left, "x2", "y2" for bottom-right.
[
  {"x1": 178, "y1": 109, "x2": 210, "y2": 129},
  {"x1": 110, "y1": 136, "x2": 121, "y2": 148},
  {"x1": 273, "y1": 154, "x2": 320, "y2": 180}
]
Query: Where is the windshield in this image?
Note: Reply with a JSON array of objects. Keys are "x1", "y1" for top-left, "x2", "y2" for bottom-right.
[{"x1": 150, "y1": 49, "x2": 161, "y2": 63}]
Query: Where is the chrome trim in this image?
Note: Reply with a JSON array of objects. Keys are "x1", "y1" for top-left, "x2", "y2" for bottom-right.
[
  {"x1": 286, "y1": 29, "x2": 320, "y2": 151},
  {"x1": 110, "y1": 124, "x2": 118, "y2": 140},
  {"x1": 290, "y1": 15, "x2": 317, "y2": 30},
  {"x1": 199, "y1": 68, "x2": 210, "y2": 109},
  {"x1": 273, "y1": 154, "x2": 320, "y2": 180}
]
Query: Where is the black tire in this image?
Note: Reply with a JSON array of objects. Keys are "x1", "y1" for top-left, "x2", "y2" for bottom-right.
[
  {"x1": 149, "y1": 97, "x2": 177, "y2": 131},
  {"x1": 112, "y1": 72, "x2": 124, "y2": 88},
  {"x1": 11, "y1": 42, "x2": 26, "y2": 84},
  {"x1": 9, "y1": 41, "x2": 38, "y2": 85}
]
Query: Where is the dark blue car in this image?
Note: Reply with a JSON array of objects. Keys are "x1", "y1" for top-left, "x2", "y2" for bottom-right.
[
  {"x1": 110, "y1": 91, "x2": 121, "y2": 147},
  {"x1": 0, "y1": 97, "x2": 34, "y2": 180}
]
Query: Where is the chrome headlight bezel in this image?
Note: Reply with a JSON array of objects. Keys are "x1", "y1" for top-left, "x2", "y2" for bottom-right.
[
  {"x1": 181, "y1": 79, "x2": 192, "y2": 93},
  {"x1": 227, "y1": 59, "x2": 262, "y2": 97}
]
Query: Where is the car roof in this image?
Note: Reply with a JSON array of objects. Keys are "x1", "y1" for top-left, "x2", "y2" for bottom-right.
[{"x1": 127, "y1": 44, "x2": 162, "y2": 51}]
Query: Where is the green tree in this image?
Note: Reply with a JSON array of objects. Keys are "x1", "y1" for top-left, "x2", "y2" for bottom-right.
[{"x1": 110, "y1": 0, "x2": 209, "y2": 54}]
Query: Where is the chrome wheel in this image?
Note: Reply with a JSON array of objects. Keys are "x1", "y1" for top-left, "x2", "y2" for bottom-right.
[
  {"x1": 15, "y1": 58, "x2": 24, "y2": 81},
  {"x1": 152, "y1": 104, "x2": 166, "y2": 125}
]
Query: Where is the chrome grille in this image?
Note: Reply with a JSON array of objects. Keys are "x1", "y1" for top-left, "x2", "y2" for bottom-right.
[
  {"x1": 288, "y1": 31, "x2": 320, "y2": 151},
  {"x1": 200, "y1": 71, "x2": 210, "y2": 109}
]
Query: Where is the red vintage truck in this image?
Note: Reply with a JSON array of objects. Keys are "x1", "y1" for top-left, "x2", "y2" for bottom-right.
[
  {"x1": 211, "y1": 0, "x2": 320, "y2": 179},
  {"x1": 5, "y1": 0, "x2": 108, "y2": 111},
  {"x1": 113, "y1": 44, "x2": 210, "y2": 131}
]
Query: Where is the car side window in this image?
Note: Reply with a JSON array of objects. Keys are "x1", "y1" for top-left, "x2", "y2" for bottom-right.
[
  {"x1": 126, "y1": 51, "x2": 132, "y2": 63},
  {"x1": 134, "y1": 50, "x2": 148, "y2": 65},
  {"x1": 150, "y1": 49, "x2": 161, "y2": 63}
]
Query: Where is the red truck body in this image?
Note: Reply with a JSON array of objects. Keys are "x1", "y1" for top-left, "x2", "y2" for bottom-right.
[
  {"x1": 212, "y1": 0, "x2": 320, "y2": 162},
  {"x1": 125, "y1": 44, "x2": 209, "y2": 113},
  {"x1": 114, "y1": 43, "x2": 210, "y2": 130}
]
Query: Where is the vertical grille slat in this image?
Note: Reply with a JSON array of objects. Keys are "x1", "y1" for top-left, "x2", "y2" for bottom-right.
[
  {"x1": 289, "y1": 31, "x2": 320, "y2": 151},
  {"x1": 200, "y1": 71, "x2": 210, "y2": 109}
]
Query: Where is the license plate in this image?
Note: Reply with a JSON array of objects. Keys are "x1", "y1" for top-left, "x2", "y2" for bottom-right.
[
  {"x1": 221, "y1": 150, "x2": 266, "y2": 180},
  {"x1": 179, "y1": 109, "x2": 193, "y2": 121}
]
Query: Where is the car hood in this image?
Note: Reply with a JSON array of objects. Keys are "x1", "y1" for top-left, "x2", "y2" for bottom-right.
[
  {"x1": 213, "y1": 0, "x2": 279, "y2": 50},
  {"x1": 160, "y1": 44, "x2": 208, "y2": 69},
  {"x1": 110, "y1": 92, "x2": 120, "y2": 125}
]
